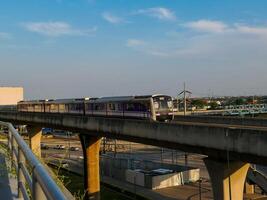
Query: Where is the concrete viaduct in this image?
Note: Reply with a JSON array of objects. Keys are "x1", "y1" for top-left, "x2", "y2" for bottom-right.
[
  {"x1": 1, "y1": 111, "x2": 267, "y2": 200},
  {"x1": 174, "y1": 115, "x2": 267, "y2": 127}
]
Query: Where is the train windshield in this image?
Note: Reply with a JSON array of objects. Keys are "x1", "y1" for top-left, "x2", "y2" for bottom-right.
[{"x1": 153, "y1": 96, "x2": 173, "y2": 110}]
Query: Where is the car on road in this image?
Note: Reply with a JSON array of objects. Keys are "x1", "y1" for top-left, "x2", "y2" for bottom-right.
[
  {"x1": 41, "y1": 143, "x2": 49, "y2": 149},
  {"x1": 70, "y1": 147, "x2": 79, "y2": 151},
  {"x1": 61, "y1": 161, "x2": 69, "y2": 168},
  {"x1": 55, "y1": 145, "x2": 65, "y2": 150}
]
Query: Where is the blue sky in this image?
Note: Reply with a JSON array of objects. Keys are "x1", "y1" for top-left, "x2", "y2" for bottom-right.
[{"x1": 1, "y1": 0, "x2": 267, "y2": 99}]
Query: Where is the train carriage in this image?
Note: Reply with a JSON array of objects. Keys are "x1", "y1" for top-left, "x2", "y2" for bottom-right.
[
  {"x1": 17, "y1": 100, "x2": 46, "y2": 112},
  {"x1": 17, "y1": 94, "x2": 174, "y2": 121},
  {"x1": 45, "y1": 98, "x2": 88, "y2": 114},
  {"x1": 85, "y1": 96, "x2": 152, "y2": 119}
]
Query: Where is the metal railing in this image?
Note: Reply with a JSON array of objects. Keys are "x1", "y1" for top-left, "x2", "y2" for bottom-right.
[{"x1": 0, "y1": 121, "x2": 67, "y2": 200}]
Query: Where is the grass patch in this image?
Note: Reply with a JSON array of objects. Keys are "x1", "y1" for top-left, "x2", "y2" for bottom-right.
[{"x1": 50, "y1": 167, "x2": 134, "y2": 200}]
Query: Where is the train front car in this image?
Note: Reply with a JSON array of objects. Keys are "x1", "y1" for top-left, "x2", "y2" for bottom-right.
[{"x1": 151, "y1": 95, "x2": 173, "y2": 121}]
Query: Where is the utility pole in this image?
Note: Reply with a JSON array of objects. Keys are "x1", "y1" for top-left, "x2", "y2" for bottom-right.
[
  {"x1": 178, "y1": 82, "x2": 192, "y2": 167},
  {"x1": 184, "y1": 82, "x2": 186, "y2": 116},
  {"x1": 178, "y1": 82, "x2": 192, "y2": 116},
  {"x1": 114, "y1": 139, "x2": 117, "y2": 158},
  {"x1": 176, "y1": 96, "x2": 179, "y2": 112}
]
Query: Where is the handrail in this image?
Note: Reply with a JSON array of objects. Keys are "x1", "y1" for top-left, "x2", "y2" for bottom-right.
[
  {"x1": 247, "y1": 166, "x2": 267, "y2": 192},
  {"x1": 0, "y1": 121, "x2": 67, "y2": 200}
]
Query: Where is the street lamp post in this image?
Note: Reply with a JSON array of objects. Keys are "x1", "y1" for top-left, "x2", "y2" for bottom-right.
[
  {"x1": 68, "y1": 132, "x2": 71, "y2": 159},
  {"x1": 198, "y1": 178, "x2": 202, "y2": 200}
]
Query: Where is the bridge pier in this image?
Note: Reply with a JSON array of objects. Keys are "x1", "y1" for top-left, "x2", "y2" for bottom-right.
[
  {"x1": 204, "y1": 158, "x2": 250, "y2": 200},
  {"x1": 27, "y1": 126, "x2": 42, "y2": 157},
  {"x1": 245, "y1": 182, "x2": 254, "y2": 194},
  {"x1": 79, "y1": 134, "x2": 101, "y2": 200}
]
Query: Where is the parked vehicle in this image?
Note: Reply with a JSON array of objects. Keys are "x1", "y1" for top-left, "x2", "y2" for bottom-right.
[
  {"x1": 61, "y1": 161, "x2": 69, "y2": 168},
  {"x1": 41, "y1": 143, "x2": 49, "y2": 149},
  {"x1": 55, "y1": 145, "x2": 65, "y2": 150},
  {"x1": 70, "y1": 147, "x2": 79, "y2": 151}
]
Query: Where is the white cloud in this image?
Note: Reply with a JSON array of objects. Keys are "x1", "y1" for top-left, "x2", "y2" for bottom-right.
[
  {"x1": 135, "y1": 7, "x2": 176, "y2": 21},
  {"x1": 184, "y1": 20, "x2": 267, "y2": 37},
  {"x1": 184, "y1": 20, "x2": 228, "y2": 33},
  {"x1": 236, "y1": 25, "x2": 267, "y2": 36},
  {"x1": 22, "y1": 21, "x2": 97, "y2": 37},
  {"x1": 126, "y1": 39, "x2": 146, "y2": 47},
  {"x1": 0, "y1": 32, "x2": 11, "y2": 39},
  {"x1": 126, "y1": 21, "x2": 267, "y2": 58},
  {"x1": 102, "y1": 12, "x2": 124, "y2": 24}
]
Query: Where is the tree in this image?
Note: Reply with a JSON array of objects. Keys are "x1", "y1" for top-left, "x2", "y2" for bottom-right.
[
  {"x1": 191, "y1": 99, "x2": 206, "y2": 109},
  {"x1": 233, "y1": 98, "x2": 246, "y2": 105},
  {"x1": 209, "y1": 101, "x2": 218, "y2": 110}
]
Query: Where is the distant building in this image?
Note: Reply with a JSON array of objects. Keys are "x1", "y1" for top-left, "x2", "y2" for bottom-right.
[{"x1": 0, "y1": 87, "x2": 23, "y2": 105}]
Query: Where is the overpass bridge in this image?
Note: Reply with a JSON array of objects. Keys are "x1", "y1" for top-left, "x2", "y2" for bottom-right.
[{"x1": 1, "y1": 111, "x2": 267, "y2": 200}]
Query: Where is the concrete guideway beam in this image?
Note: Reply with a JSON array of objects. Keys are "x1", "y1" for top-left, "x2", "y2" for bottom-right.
[
  {"x1": 204, "y1": 158, "x2": 250, "y2": 200},
  {"x1": 2, "y1": 112, "x2": 267, "y2": 164},
  {"x1": 27, "y1": 125, "x2": 42, "y2": 157},
  {"x1": 79, "y1": 134, "x2": 101, "y2": 200}
]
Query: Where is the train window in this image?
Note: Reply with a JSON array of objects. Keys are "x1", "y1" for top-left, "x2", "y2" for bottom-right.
[
  {"x1": 86, "y1": 104, "x2": 92, "y2": 111},
  {"x1": 50, "y1": 104, "x2": 56, "y2": 110},
  {"x1": 125, "y1": 103, "x2": 147, "y2": 111},
  {"x1": 118, "y1": 104, "x2": 121, "y2": 111},
  {"x1": 109, "y1": 103, "x2": 115, "y2": 110},
  {"x1": 94, "y1": 104, "x2": 99, "y2": 110},
  {"x1": 154, "y1": 102, "x2": 159, "y2": 109},
  {"x1": 140, "y1": 104, "x2": 148, "y2": 112},
  {"x1": 91, "y1": 104, "x2": 94, "y2": 110},
  {"x1": 94, "y1": 103, "x2": 105, "y2": 110},
  {"x1": 75, "y1": 103, "x2": 83, "y2": 110},
  {"x1": 59, "y1": 104, "x2": 65, "y2": 110},
  {"x1": 69, "y1": 104, "x2": 76, "y2": 110},
  {"x1": 167, "y1": 101, "x2": 173, "y2": 108},
  {"x1": 126, "y1": 103, "x2": 134, "y2": 111}
]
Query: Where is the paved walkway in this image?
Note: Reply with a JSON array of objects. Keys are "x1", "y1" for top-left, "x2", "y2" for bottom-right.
[{"x1": 0, "y1": 145, "x2": 20, "y2": 200}]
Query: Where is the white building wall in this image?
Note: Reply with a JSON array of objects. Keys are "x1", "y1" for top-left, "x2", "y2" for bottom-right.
[{"x1": 0, "y1": 87, "x2": 24, "y2": 105}]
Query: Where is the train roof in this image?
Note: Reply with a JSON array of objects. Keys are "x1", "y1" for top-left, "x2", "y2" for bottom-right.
[
  {"x1": 18, "y1": 97, "x2": 97, "y2": 104},
  {"x1": 94, "y1": 95, "x2": 154, "y2": 103},
  {"x1": 92, "y1": 94, "x2": 171, "y2": 103},
  {"x1": 18, "y1": 100, "x2": 49, "y2": 104},
  {"x1": 18, "y1": 94, "x2": 172, "y2": 104},
  {"x1": 46, "y1": 98, "x2": 93, "y2": 104}
]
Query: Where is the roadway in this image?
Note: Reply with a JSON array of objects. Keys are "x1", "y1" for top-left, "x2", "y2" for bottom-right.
[{"x1": 40, "y1": 137, "x2": 266, "y2": 200}]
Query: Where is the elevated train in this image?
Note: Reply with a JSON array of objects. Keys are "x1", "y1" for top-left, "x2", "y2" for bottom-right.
[{"x1": 17, "y1": 94, "x2": 174, "y2": 121}]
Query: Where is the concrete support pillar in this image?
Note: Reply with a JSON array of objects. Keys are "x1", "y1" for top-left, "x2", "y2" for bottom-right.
[
  {"x1": 244, "y1": 182, "x2": 254, "y2": 194},
  {"x1": 79, "y1": 134, "x2": 101, "y2": 200},
  {"x1": 204, "y1": 158, "x2": 250, "y2": 200},
  {"x1": 27, "y1": 126, "x2": 42, "y2": 158}
]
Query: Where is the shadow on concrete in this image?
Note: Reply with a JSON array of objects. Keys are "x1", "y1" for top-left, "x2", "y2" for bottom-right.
[{"x1": 0, "y1": 152, "x2": 15, "y2": 200}]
